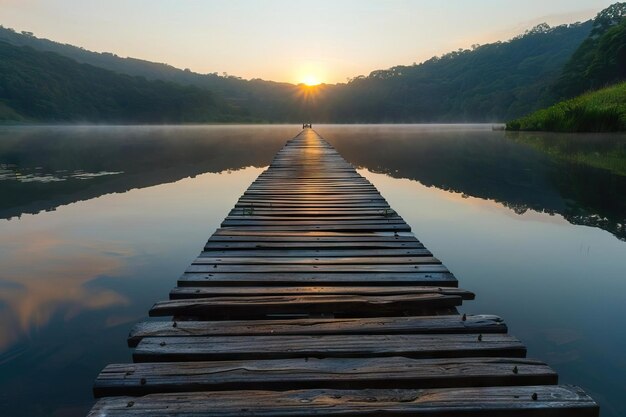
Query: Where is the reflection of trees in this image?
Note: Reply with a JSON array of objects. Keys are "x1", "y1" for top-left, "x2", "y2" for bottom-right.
[
  {"x1": 2, "y1": 126, "x2": 624, "y2": 241},
  {"x1": 321, "y1": 127, "x2": 626, "y2": 241},
  {"x1": 0, "y1": 126, "x2": 295, "y2": 219},
  {"x1": 507, "y1": 132, "x2": 626, "y2": 175},
  {"x1": 507, "y1": 132, "x2": 626, "y2": 240}
]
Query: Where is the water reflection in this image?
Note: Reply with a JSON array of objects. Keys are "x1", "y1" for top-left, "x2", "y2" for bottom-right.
[
  {"x1": 2, "y1": 125, "x2": 624, "y2": 240},
  {"x1": 0, "y1": 227, "x2": 129, "y2": 350},
  {"x1": 356, "y1": 168, "x2": 626, "y2": 417},
  {"x1": 0, "y1": 156, "x2": 264, "y2": 416},
  {"x1": 0, "y1": 125, "x2": 624, "y2": 416},
  {"x1": 318, "y1": 125, "x2": 626, "y2": 240},
  {"x1": 0, "y1": 125, "x2": 294, "y2": 220}
]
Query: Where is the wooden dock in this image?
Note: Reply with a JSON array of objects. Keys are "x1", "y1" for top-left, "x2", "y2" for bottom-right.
[{"x1": 87, "y1": 129, "x2": 598, "y2": 416}]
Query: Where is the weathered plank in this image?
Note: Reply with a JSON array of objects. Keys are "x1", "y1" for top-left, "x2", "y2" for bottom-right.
[
  {"x1": 133, "y1": 333, "x2": 526, "y2": 362},
  {"x1": 148, "y1": 293, "x2": 463, "y2": 318},
  {"x1": 199, "y1": 248, "x2": 433, "y2": 257},
  {"x1": 186, "y1": 264, "x2": 446, "y2": 273},
  {"x1": 192, "y1": 256, "x2": 440, "y2": 265},
  {"x1": 217, "y1": 224, "x2": 412, "y2": 232},
  {"x1": 169, "y1": 285, "x2": 474, "y2": 299},
  {"x1": 127, "y1": 315, "x2": 504, "y2": 347},
  {"x1": 211, "y1": 230, "x2": 416, "y2": 238},
  {"x1": 178, "y1": 271, "x2": 458, "y2": 286},
  {"x1": 224, "y1": 215, "x2": 405, "y2": 221},
  {"x1": 204, "y1": 241, "x2": 424, "y2": 250},
  {"x1": 94, "y1": 357, "x2": 557, "y2": 397},
  {"x1": 88, "y1": 386, "x2": 598, "y2": 416}
]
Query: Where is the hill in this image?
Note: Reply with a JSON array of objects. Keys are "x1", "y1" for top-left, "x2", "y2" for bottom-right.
[
  {"x1": 0, "y1": 41, "x2": 249, "y2": 123},
  {"x1": 316, "y1": 21, "x2": 593, "y2": 122},
  {"x1": 506, "y1": 81, "x2": 626, "y2": 132},
  {"x1": 0, "y1": 26, "x2": 306, "y2": 122},
  {"x1": 552, "y1": 3, "x2": 626, "y2": 100},
  {"x1": 0, "y1": 16, "x2": 595, "y2": 123}
]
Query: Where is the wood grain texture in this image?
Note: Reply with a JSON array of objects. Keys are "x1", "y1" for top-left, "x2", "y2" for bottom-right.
[
  {"x1": 201, "y1": 248, "x2": 432, "y2": 257},
  {"x1": 133, "y1": 333, "x2": 526, "y2": 362},
  {"x1": 148, "y1": 293, "x2": 463, "y2": 318},
  {"x1": 192, "y1": 256, "x2": 440, "y2": 265},
  {"x1": 88, "y1": 386, "x2": 598, "y2": 416},
  {"x1": 178, "y1": 271, "x2": 458, "y2": 286},
  {"x1": 94, "y1": 357, "x2": 557, "y2": 397},
  {"x1": 127, "y1": 314, "x2": 505, "y2": 347},
  {"x1": 168, "y1": 285, "x2": 474, "y2": 300}
]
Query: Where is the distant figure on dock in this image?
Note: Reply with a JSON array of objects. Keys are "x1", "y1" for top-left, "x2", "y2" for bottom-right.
[{"x1": 302, "y1": 123, "x2": 312, "y2": 128}]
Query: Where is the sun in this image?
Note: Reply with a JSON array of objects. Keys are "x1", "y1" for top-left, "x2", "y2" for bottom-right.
[{"x1": 301, "y1": 75, "x2": 321, "y2": 86}]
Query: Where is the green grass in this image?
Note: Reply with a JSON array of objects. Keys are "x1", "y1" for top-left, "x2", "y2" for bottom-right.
[{"x1": 506, "y1": 82, "x2": 626, "y2": 132}]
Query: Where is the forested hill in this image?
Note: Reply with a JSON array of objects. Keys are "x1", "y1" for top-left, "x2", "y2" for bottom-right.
[
  {"x1": 0, "y1": 8, "x2": 610, "y2": 123},
  {"x1": 552, "y1": 2, "x2": 626, "y2": 100},
  {"x1": 0, "y1": 25, "x2": 302, "y2": 122},
  {"x1": 0, "y1": 42, "x2": 248, "y2": 123},
  {"x1": 317, "y1": 22, "x2": 593, "y2": 122},
  {"x1": 0, "y1": 19, "x2": 594, "y2": 123}
]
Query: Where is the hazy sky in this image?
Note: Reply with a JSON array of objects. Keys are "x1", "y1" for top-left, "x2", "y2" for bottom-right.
[{"x1": 1, "y1": 0, "x2": 616, "y2": 84}]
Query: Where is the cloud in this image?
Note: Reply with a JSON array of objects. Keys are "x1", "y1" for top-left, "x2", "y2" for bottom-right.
[{"x1": 0, "y1": 231, "x2": 131, "y2": 350}]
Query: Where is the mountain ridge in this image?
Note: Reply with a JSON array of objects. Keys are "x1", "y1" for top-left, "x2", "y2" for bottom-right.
[{"x1": 1, "y1": 7, "x2": 617, "y2": 123}]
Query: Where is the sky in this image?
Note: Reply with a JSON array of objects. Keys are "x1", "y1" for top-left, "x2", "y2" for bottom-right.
[{"x1": 0, "y1": 0, "x2": 617, "y2": 84}]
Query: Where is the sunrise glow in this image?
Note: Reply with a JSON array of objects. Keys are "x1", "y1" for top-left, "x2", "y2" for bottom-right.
[{"x1": 301, "y1": 75, "x2": 321, "y2": 86}]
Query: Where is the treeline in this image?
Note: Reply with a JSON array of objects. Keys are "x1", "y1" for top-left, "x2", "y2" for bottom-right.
[
  {"x1": 1, "y1": 3, "x2": 625, "y2": 123},
  {"x1": 0, "y1": 41, "x2": 252, "y2": 123},
  {"x1": 0, "y1": 26, "x2": 303, "y2": 122},
  {"x1": 552, "y1": 3, "x2": 626, "y2": 100},
  {"x1": 507, "y1": 3, "x2": 626, "y2": 132},
  {"x1": 314, "y1": 22, "x2": 591, "y2": 122}
]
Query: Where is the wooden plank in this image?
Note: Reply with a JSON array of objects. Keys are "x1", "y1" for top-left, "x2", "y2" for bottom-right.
[
  {"x1": 192, "y1": 256, "x2": 441, "y2": 265},
  {"x1": 169, "y1": 286, "x2": 473, "y2": 299},
  {"x1": 233, "y1": 202, "x2": 392, "y2": 208},
  {"x1": 215, "y1": 224, "x2": 412, "y2": 232},
  {"x1": 185, "y1": 264, "x2": 447, "y2": 273},
  {"x1": 133, "y1": 334, "x2": 526, "y2": 362},
  {"x1": 224, "y1": 215, "x2": 405, "y2": 221},
  {"x1": 207, "y1": 237, "x2": 421, "y2": 245},
  {"x1": 245, "y1": 187, "x2": 378, "y2": 191},
  {"x1": 222, "y1": 217, "x2": 407, "y2": 223},
  {"x1": 127, "y1": 315, "x2": 505, "y2": 347},
  {"x1": 88, "y1": 386, "x2": 598, "y2": 416},
  {"x1": 199, "y1": 249, "x2": 433, "y2": 257},
  {"x1": 212, "y1": 230, "x2": 416, "y2": 237},
  {"x1": 204, "y1": 242, "x2": 425, "y2": 250},
  {"x1": 220, "y1": 220, "x2": 409, "y2": 227},
  {"x1": 236, "y1": 195, "x2": 388, "y2": 201},
  {"x1": 243, "y1": 190, "x2": 381, "y2": 195},
  {"x1": 148, "y1": 293, "x2": 463, "y2": 318},
  {"x1": 94, "y1": 357, "x2": 557, "y2": 397},
  {"x1": 214, "y1": 229, "x2": 414, "y2": 235},
  {"x1": 227, "y1": 210, "x2": 403, "y2": 216},
  {"x1": 178, "y1": 271, "x2": 457, "y2": 286}
]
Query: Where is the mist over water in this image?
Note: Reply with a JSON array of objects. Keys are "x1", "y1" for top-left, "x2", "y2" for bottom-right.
[{"x1": 0, "y1": 124, "x2": 624, "y2": 416}]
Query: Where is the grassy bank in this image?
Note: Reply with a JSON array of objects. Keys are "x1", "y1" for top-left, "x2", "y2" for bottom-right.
[{"x1": 506, "y1": 82, "x2": 626, "y2": 132}]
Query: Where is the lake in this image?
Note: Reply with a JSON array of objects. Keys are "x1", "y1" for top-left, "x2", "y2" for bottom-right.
[{"x1": 0, "y1": 124, "x2": 624, "y2": 417}]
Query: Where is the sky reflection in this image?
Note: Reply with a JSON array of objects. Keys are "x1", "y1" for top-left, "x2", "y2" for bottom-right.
[
  {"x1": 0, "y1": 125, "x2": 624, "y2": 416},
  {"x1": 0, "y1": 165, "x2": 263, "y2": 417},
  {"x1": 357, "y1": 169, "x2": 626, "y2": 416}
]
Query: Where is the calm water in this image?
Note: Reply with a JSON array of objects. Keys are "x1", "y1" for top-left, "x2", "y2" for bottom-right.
[{"x1": 0, "y1": 124, "x2": 624, "y2": 417}]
